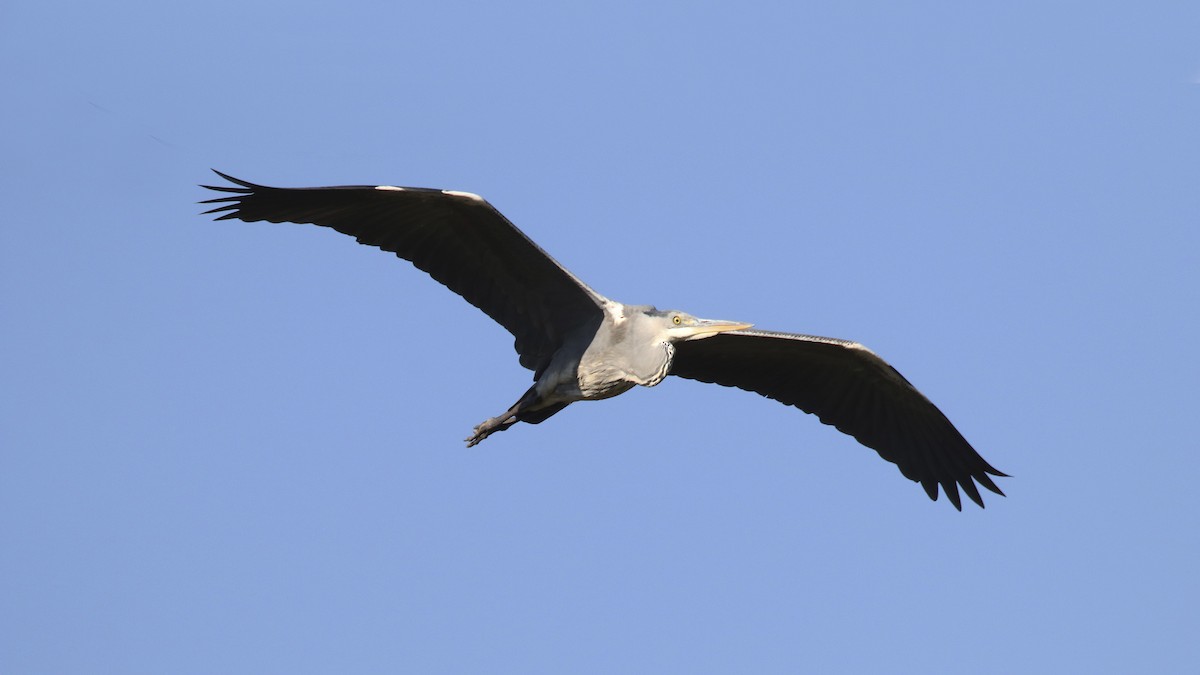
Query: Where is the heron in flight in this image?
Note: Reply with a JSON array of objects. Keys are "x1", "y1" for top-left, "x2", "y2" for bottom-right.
[{"x1": 201, "y1": 171, "x2": 1006, "y2": 509}]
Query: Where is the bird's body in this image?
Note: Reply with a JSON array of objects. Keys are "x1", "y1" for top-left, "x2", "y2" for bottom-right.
[
  {"x1": 202, "y1": 172, "x2": 1006, "y2": 509},
  {"x1": 468, "y1": 302, "x2": 750, "y2": 446}
]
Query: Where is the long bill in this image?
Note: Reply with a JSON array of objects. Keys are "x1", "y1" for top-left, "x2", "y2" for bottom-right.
[{"x1": 677, "y1": 319, "x2": 753, "y2": 341}]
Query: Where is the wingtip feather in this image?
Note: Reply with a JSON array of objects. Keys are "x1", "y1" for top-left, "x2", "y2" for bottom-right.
[
  {"x1": 920, "y1": 478, "x2": 938, "y2": 501},
  {"x1": 210, "y1": 169, "x2": 258, "y2": 187},
  {"x1": 960, "y1": 479, "x2": 984, "y2": 508},
  {"x1": 943, "y1": 480, "x2": 963, "y2": 510},
  {"x1": 974, "y1": 469, "x2": 1006, "y2": 496},
  {"x1": 199, "y1": 185, "x2": 252, "y2": 195}
]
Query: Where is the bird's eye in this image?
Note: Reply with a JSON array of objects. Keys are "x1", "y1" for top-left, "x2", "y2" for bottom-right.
[{"x1": 672, "y1": 315, "x2": 682, "y2": 325}]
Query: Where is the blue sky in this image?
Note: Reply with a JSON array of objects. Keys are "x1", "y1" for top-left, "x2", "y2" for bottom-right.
[{"x1": 3, "y1": 1, "x2": 1198, "y2": 672}]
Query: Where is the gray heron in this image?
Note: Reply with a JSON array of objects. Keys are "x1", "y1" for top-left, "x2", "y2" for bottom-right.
[{"x1": 201, "y1": 171, "x2": 1006, "y2": 509}]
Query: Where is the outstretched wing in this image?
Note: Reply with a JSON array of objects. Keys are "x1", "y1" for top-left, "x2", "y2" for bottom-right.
[
  {"x1": 670, "y1": 329, "x2": 1006, "y2": 509},
  {"x1": 201, "y1": 171, "x2": 606, "y2": 376}
]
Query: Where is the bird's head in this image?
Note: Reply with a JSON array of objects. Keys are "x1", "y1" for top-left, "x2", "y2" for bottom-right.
[{"x1": 658, "y1": 310, "x2": 752, "y2": 342}]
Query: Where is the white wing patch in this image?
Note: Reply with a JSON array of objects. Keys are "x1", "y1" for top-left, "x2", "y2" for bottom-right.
[
  {"x1": 737, "y1": 329, "x2": 880, "y2": 357},
  {"x1": 442, "y1": 189, "x2": 485, "y2": 202},
  {"x1": 844, "y1": 341, "x2": 876, "y2": 355},
  {"x1": 807, "y1": 335, "x2": 878, "y2": 357},
  {"x1": 374, "y1": 185, "x2": 405, "y2": 191},
  {"x1": 603, "y1": 300, "x2": 628, "y2": 324}
]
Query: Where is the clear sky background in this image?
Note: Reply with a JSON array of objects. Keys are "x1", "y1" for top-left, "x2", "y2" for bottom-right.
[{"x1": 3, "y1": 1, "x2": 1198, "y2": 673}]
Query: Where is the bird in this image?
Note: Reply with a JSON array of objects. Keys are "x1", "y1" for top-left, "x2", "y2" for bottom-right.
[{"x1": 201, "y1": 171, "x2": 1006, "y2": 509}]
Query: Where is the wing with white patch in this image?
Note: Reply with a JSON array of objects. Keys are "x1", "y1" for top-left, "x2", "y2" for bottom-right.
[{"x1": 201, "y1": 171, "x2": 606, "y2": 375}]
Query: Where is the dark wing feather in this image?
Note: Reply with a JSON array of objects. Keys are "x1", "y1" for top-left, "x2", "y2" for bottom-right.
[
  {"x1": 200, "y1": 171, "x2": 605, "y2": 375},
  {"x1": 670, "y1": 329, "x2": 1006, "y2": 509}
]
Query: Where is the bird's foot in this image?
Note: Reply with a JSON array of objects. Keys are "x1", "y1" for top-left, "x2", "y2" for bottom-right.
[{"x1": 465, "y1": 417, "x2": 503, "y2": 447}]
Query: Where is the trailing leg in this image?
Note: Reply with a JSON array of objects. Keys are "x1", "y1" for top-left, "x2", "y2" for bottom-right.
[
  {"x1": 464, "y1": 386, "x2": 573, "y2": 446},
  {"x1": 465, "y1": 386, "x2": 538, "y2": 447}
]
